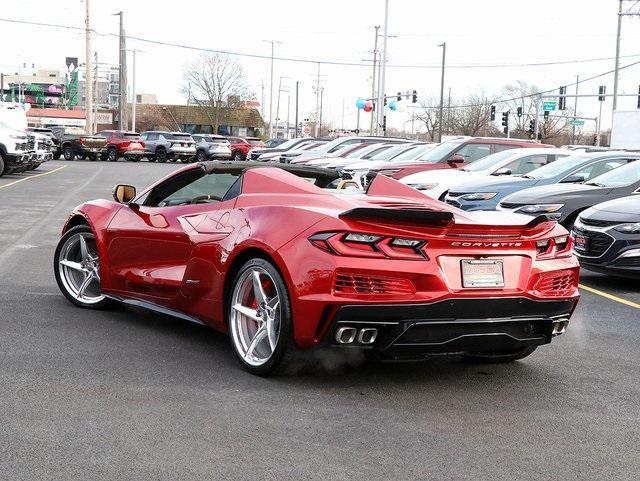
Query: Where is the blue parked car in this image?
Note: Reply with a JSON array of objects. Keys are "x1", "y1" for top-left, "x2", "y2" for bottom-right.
[{"x1": 443, "y1": 151, "x2": 637, "y2": 211}]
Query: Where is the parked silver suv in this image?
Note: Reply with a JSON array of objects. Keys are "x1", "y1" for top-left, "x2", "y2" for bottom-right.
[
  {"x1": 192, "y1": 134, "x2": 232, "y2": 161},
  {"x1": 140, "y1": 131, "x2": 196, "y2": 163}
]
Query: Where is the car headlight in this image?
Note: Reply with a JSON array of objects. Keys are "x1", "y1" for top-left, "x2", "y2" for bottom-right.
[
  {"x1": 408, "y1": 183, "x2": 438, "y2": 191},
  {"x1": 460, "y1": 192, "x2": 497, "y2": 201},
  {"x1": 515, "y1": 204, "x2": 564, "y2": 214},
  {"x1": 613, "y1": 222, "x2": 640, "y2": 234},
  {"x1": 10, "y1": 134, "x2": 25, "y2": 139}
]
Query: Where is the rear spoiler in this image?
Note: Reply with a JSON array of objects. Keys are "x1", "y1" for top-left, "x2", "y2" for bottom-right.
[
  {"x1": 525, "y1": 214, "x2": 557, "y2": 229},
  {"x1": 339, "y1": 208, "x2": 454, "y2": 226}
]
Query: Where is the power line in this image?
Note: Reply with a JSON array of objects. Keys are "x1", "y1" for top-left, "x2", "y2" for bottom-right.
[{"x1": 1, "y1": 17, "x2": 640, "y2": 70}]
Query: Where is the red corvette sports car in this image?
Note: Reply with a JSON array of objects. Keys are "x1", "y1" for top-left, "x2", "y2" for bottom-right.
[{"x1": 54, "y1": 162, "x2": 580, "y2": 375}]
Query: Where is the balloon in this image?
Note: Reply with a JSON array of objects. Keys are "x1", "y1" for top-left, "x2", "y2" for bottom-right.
[
  {"x1": 388, "y1": 100, "x2": 398, "y2": 111},
  {"x1": 355, "y1": 98, "x2": 366, "y2": 109},
  {"x1": 396, "y1": 102, "x2": 407, "y2": 112},
  {"x1": 363, "y1": 104, "x2": 373, "y2": 112}
]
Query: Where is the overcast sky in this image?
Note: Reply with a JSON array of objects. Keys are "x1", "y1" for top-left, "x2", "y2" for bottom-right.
[{"x1": 1, "y1": 0, "x2": 639, "y2": 131}]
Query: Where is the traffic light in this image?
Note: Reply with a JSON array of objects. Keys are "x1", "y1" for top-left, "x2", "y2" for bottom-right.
[
  {"x1": 544, "y1": 110, "x2": 549, "y2": 120},
  {"x1": 517, "y1": 107, "x2": 523, "y2": 118},
  {"x1": 382, "y1": 115, "x2": 387, "y2": 133},
  {"x1": 412, "y1": 90, "x2": 417, "y2": 103},
  {"x1": 397, "y1": 92, "x2": 402, "y2": 101},
  {"x1": 598, "y1": 85, "x2": 606, "y2": 102},
  {"x1": 528, "y1": 119, "x2": 536, "y2": 133},
  {"x1": 490, "y1": 105, "x2": 496, "y2": 121},
  {"x1": 637, "y1": 85, "x2": 640, "y2": 109},
  {"x1": 558, "y1": 86, "x2": 566, "y2": 110},
  {"x1": 501, "y1": 111, "x2": 509, "y2": 134}
]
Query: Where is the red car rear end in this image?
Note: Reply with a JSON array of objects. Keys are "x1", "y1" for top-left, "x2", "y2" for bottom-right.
[{"x1": 228, "y1": 136, "x2": 266, "y2": 160}]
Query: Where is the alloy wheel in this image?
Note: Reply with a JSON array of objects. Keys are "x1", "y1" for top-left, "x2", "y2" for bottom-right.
[
  {"x1": 57, "y1": 232, "x2": 104, "y2": 305},
  {"x1": 230, "y1": 267, "x2": 281, "y2": 366}
]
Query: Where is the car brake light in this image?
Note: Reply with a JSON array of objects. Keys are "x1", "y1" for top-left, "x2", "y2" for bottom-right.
[
  {"x1": 79, "y1": 138, "x2": 85, "y2": 145},
  {"x1": 309, "y1": 232, "x2": 427, "y2": 260}
]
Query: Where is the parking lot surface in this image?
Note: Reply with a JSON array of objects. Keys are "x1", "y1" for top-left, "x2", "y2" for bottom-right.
[{"x1": 1, "y1": 161, "x2": 639, "y2": 480}]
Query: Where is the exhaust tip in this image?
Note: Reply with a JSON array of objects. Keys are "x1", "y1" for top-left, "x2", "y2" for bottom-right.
[
  {"x1": 357, "y1": 328, "x2": 378, "y2": 345},
  {"x1": 335, "y1": 326, "x2": 357, "y2": 344},
  {"x1": 552, "y1": 318, "x2": 569, "y2": 336}
]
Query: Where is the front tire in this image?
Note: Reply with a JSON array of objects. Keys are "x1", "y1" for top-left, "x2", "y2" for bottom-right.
[
  {"x1": 463, "y1": 346, "x2": 538, "y2": 363},
  {"x1": 107, "y1": 147, "x2": 118, "y2": 162},
  {"x1": 233, "y1": 151, "x2": 244, "y2": 161},
  {"x1": 228, "y1": 258, "x2": 297, "y2": 376},
  {"x1": 63, "y1": 145, "x2": 75, "y2": 161},
  {"x1": 196, "y1": 149, "x2": 207, "y2": 162},
  {"x1": 156, "y1": 148, "x2": 168, "y2": 163},
  {"x1": 0, "y1": 152, "x2": 5, "y2": 177},
  {"x1": 54, "y1": 225, "x2": 112, "y2": 309}
]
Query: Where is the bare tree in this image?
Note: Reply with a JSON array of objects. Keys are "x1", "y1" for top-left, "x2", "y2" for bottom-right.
[
  {"x1": 415, "y1": 98, "x2": 440, "y2": 141},
  {"x1": 450, "y1": 93, "x2": 496, "y2": 136},
  {"x1": 182, "y1": 53, "x2": 253, "y2": 132}
]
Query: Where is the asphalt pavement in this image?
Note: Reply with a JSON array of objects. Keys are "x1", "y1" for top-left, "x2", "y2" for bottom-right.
[{"x1": 1, "y1": 160, "x2": 639, "y2": 481}]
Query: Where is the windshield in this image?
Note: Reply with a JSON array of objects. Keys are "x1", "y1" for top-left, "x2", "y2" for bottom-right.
[
  {"x1": 369, "y1": 144, "x2": 413, "y2": 161},
  {"x1": 527, "y1": 154, "x2": 589, "y2": 179},
  {"x1": 272, "y1": 138, "x2": 301, "y2": 150},
  {"x1": 418, "y1": 139, "x2": 466, "y2": 161},
  {"x1": 390, "y1": 144, "x2": 433, "y2": 162},
  {"x1": 586, "y1": 161, "x2": 640, "y2": 187},
  {"x1": 464, "y1": 150, "x2": 520, "y2": 172}
]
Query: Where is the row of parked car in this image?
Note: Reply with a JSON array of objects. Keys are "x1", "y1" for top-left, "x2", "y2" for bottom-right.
[{"x1": 247, "y1": 135, "x2": 640, "y2": 279}]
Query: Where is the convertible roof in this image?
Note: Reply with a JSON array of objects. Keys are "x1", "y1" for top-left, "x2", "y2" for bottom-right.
[{"x1": 198, "y1": 161, "x2": 340, "y2": 183}]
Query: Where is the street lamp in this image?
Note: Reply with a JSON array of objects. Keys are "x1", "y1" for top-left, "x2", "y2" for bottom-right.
[{"x1": 437, "y1": 42, "x2": 446, "y2": 143}]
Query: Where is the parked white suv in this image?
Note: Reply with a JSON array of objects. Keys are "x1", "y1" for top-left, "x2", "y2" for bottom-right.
[{"x1": 0, "y1": 122, "x2": 34, "y2": 176}]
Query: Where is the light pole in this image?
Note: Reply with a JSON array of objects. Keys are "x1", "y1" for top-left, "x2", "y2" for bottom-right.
[
  {"x1": 85, "y1": 0, "x2": 94, "y2": 134},
  {"x1": 437, "y1": 42, "x2": 446, "y2": 143},
  {"x1": 376, "y1": 0, "x2": 389, "y2": 136},
  {"x1": 263, "y1": 40, "x2": 281, "y2": 138},
  {"x1": 613, "y1": 0, "x2": 623, "y2": 112},
  {"x1": 370, "y1": 25, "x2": 380, "y2": 135},
  {"x1": 294, "y1": 81, "x2": 299, "y2": 138}
]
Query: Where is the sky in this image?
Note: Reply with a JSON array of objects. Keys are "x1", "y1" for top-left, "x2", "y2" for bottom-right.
[{"x1": 1, "y1": 0, "x2": 639, "y2": 132}]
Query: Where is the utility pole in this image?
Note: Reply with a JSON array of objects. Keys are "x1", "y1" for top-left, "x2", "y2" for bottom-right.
[
  {"x1": 294, "y1": 81, "x2": 299, "y2": 138},
  {"x1": 613, "y1": 0, "x2": 640, "y2": 111},
  {"x1": 376, "y1": 0, "x2": 389, "y2": 136},
  {"x1": 314, "y1": 62, "x2": 321, "y2": 137},
  {"x1": 341, "y1": 98, "x2": 345, "y2": 130},
  {"x1": 437, "y1": 42, "x2": 446, "y2": 143},
  {"x1": 85, "y1": 0, "x2": 93, "y2": 134},
  {"x1": 370, "y1": 25, "x2": 380, "y2": 135},
  {"x1": 93, "y1": 51, "x2": 98, "y2": 133},
  {"x1": 260, "y1": 79, "x2": 265, "y2": 120},
  {"x1": 263, "y1": 40, "x2": 281, "y2": 138},
  {"x1": 131, "y1": 49, "x2": 137, "y2": 132},
  {"x1": 446, "y1": 87, "x2": 451, "y2": 136},
  {"x1": 571, "y1": 74, "x2": 579, "y2": 144},
  {"x1": 274, "y1": 76, "x2": 282, "y2": 137},
  {"x1": 1, "y1": 73, "x2": 4, "y2": 102},
  {"x1": 318, "y1": 87, "x2": 324, "y2": 137},
  {"x1": 114, "y1": 11, "x2": 127, "y2": 130},
  {"x1": 286, "y1": 92, "x2": 291, "y2": 138}
]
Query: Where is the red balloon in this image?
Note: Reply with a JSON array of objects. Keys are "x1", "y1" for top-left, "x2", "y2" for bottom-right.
[{"x1": 363, "y1": 100, "x2": 373, "y2": 112}]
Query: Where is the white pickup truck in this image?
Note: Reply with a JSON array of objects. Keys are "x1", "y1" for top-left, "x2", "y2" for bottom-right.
[{"x1": 0, "y1": 103, "x2": 36, "y2": 176}]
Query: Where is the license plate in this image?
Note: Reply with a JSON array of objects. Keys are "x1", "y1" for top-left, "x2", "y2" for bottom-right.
[
  {"x1": 574, "y1": 234, "x2": 588, "y2": 252},
  {"x1": 461, "y1": 259, "x2": 504, "y2": 288}
]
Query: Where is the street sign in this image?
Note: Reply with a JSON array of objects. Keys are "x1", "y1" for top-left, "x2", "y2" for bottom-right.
[
  {"x1": 570, "y1": 119, "x2": 585, "y2": 127},
  {"x1": 543, "y1": 101, "x2": 557, "y2": 111}
]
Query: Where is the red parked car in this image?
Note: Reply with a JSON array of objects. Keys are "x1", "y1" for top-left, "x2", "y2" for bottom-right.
[
  {"x1": 227, "y1": 136, "x2": 265, "y2": 160},
  {"x1": 53, "y1": 162, "x2": 579, "y2": 375},
  {"x1": 97, "y1": 130, "x2": 145, "y2": 162},
  {"x1": 370, "y1": 137, "x2": 554, "y2": 180}
]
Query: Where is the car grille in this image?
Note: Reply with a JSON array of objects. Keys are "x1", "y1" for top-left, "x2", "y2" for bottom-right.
[
  {"x1": 579, "y1": 217, "x2": 621, "y2": 228},
  {"x1": 26, "y1": 135, "x2": 35, "y2": 150},
  {"x1": 573, "y1": 227, "x2": 614, "y2": 257},
  {"x1": 37, "y1": 140, "x2": 52, "y2": 151},
  {"x1": 333, "y1": 273, "x2": 415, "y2": 296},
  {"x1": 533, "y1": 269, "x2": 578, "y2": 297},
  {"x1": 613, "y1": 257, "x2": 640, "y2": 268}
]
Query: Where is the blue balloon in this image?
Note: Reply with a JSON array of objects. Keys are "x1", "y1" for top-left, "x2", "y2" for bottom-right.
[
  {"x1": 388, "y1": 100, "x2": 398, "y2": 111},
  {"x1": 355, "y1": 98, "x2": 366, "y2": 109}
]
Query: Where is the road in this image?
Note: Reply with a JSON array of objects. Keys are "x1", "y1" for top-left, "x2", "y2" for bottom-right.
[{"x1": 1, "y1": 160, "x2": 639, "y2": 481}]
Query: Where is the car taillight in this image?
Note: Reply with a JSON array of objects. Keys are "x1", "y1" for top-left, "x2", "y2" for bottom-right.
[
  {"x1": 79, "y1": 138, "x2": 85, "y2": 145},
  {"x1": 536, "y1": 235, "x2": 573, "y2": 259},
  {"x1": 309, "y1": 232, "x2": 427, "y2": 260}
]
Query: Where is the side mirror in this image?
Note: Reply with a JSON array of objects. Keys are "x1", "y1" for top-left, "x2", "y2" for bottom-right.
[
  {"x1": 112, "y1": 184, "x2": 137, "y2": 204},
  {"x1": 448, "y1": 154, "x2": 465, "y2": 164},
  {"x1": 493, "y1": 167, "x2": 512, "y2": 176},
  {"x1": 560, "y1": 174, "x2": 586, "y2": 184}
]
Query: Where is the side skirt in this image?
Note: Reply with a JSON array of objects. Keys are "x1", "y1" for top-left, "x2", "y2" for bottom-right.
[{"x1": 105, "y1": 295, "x2": 206, "y2": 326}]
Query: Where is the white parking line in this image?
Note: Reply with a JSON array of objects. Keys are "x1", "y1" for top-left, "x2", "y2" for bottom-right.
[{"x1": 0, "y1": 165, "x2": 67, "y2": 190}]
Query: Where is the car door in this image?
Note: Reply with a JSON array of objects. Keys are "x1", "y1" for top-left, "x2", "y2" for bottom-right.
[{"x1": 104, "y1": 168, "x2": 240, "y2": 301}]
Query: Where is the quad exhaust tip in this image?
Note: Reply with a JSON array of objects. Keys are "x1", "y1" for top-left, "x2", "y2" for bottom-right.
[
  {"x1": 335, "y1": 326, "x2": 378, "y2": 345},
  {"x1": 552, "y1": 318, "x2": 569, "y2": 336}
]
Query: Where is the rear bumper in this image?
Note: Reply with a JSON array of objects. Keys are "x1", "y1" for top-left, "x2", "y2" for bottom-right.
[{"x1": 326, "y1": 297, "x2": 577, "y2": 359}]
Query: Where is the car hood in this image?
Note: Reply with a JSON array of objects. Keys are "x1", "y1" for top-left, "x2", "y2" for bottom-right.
[
  {"x1": 583, "y1": 195, "x2": 640, "y2": 220},
  {"x1": 450, "y1": 175, "x2": 538, "y2": 194},
  {"x1": 401, "y1": 169, "x2": 479, "y2": 185},
  {"x1": 500, "y1": 183, "x2": 607, "y2": 204}
]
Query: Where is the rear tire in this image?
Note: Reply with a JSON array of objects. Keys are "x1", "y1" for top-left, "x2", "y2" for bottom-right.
[
  {"x1": 233, "y1": 151, "x2": 244, "y2": 161},
  {"x1": 0, "y1": 152, "x2": 5, "y2": 177},
  {"x1": 196, "y1": 149, "x2": 207, "y2": 162},
  {"x1": 63, "y1": 145, "x2": 75, "y2": 161},
  {"x1": 156, "y1": 148, "x2": 167, "y2": 163},
  {"x1": 107, "y1": 147, "x2": 118, "y2": 162},
  {"x1": 463, "y1": 346, "x2": 538, "y2": 363},
  {"x1": 228, "y1": 258, "x2": 299, "y2": 376}
]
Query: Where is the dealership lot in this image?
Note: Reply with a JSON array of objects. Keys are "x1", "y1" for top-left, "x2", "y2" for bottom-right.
[{"x1": 1, "y1": 161, "x2": 639, "y2": 480}]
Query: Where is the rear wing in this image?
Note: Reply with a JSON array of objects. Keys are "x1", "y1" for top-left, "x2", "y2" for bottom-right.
[{"x1": 339, "y1": 207, "x2": 453, "y2": 226}]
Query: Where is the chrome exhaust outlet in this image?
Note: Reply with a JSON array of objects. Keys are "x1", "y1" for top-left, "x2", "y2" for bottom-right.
[
  {"x1": 357, "y1": 328, "x2": 378, "y2": 345},
  {"x1": 335, "y1": 326, "x2": 357, "y2": 344},
  {"x1": 552, "y1": 319, "x2": 569, "y2": 336}
]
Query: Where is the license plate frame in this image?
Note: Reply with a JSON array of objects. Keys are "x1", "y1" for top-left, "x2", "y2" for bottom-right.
[
  {"x1": 573, "y1": 234, "x2": 588, "y2": 252},
  {"x1": 461, "y1": 259, "x2": 505, "y2": 288}
]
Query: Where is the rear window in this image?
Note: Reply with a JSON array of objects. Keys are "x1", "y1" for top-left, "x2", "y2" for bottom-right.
[
  {"x1": 124, "y1": 133, "x2": 141, "y2": 139},
  {"x1": 248, "y1": 139, "x2": 263, "y2": 145},
  {"x1": 166, "y1": 133, "x2": 193, "y2": 141}
]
